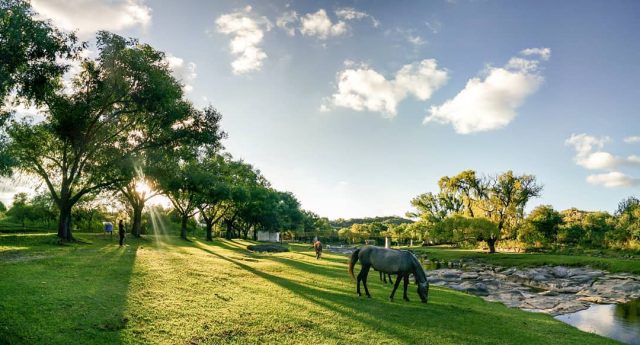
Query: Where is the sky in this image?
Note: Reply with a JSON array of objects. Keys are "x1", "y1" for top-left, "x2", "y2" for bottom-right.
[{"x1": 3, "y1": 0, "x2": 640, "y2": 219}]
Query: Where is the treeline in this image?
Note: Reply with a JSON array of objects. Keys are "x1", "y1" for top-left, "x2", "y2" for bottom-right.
[
  {"x1": 0, "y1": 1, "x2": 309, "y2": 241},
  {"x1": 408, "y1": 170, "x2": 640, "y2": 252}
]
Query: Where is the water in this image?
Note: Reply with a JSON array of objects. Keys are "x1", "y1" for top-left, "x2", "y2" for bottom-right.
[{"x1": 555, "y1": 299, "x2": 640, "y2": 345}]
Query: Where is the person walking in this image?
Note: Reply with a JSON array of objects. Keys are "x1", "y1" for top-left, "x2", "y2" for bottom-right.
[{"x1": 118, "y1": 220, "x2": 126, "y2": 246}]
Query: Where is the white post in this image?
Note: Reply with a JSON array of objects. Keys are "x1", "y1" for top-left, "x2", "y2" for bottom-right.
[{"x1": 385, "y1": 237, "x2": 390, "y2": 249}]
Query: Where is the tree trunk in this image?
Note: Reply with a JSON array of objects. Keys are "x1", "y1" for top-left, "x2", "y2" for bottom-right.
[
  {"x1": 206, "y1": 221, "x2": 213, "y2": 241},
  {"x1": 225, "y1": 220, "x2": 233, "y2": 239},
  {"x1": 57, "y1": 203, "x2": 73, "y2": 241},
  {"x1": 180, "y1": 215, "x2": 188, "y2": 240},
  {"x1": 487, "y1": 238, "x2": 497, "y2": 253},
  {"x1": 132, "y1": 205, "x2": 143, "y2": 238}
]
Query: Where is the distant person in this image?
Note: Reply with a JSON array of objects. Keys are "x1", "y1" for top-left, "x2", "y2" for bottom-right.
[
  {"x1": 118, "y1": 220, "x2": 125, "y2": 246},
  {"x1": 313, "y1": 240, "x2": 323, "y2": 259}
]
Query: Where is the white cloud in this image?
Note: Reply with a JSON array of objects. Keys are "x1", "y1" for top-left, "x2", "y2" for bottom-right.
[
  {"x1": 276, "y1": 10, "x2": 298, "y2": 36},
  {"x1": 425, "y1": 48, "x2": 550, "y2": 134},
  {"x1": 326, "y1": 59, "x2": 448, "y2": 117},
  {"x1": 586, "y1": 172, "x2": 640, "y2": 188},
  {"x1": 31, "y1": 0, "x2": 151, "y2": 36},
  {"x1": 300, "y1": 9, "x2": 347, "y2": 39},
  {"x1": 520, "y1": 47, "x2": 552, "y2": 61},
  {"x1": 624, "y1": 136, "x2": 640, "y2": 144},
  {"x1": 335, "y1": 7, "x2": 379, "y2": 27},
  {"x1": 407, "y1": 35, "x2": 426, "y2": 47},
  {"x1": 565, "y1": 134, "x2": 616, "y2": 170},
  {"x1": 165, "y1": 54, "x2": 197, "y2": 93},
  {"x1": 566, "y1": 133, "x2": 640, "y2": 188},
  {"x1": 216, "y1": 6, "x2": 272, "y2": 75},
  {"x1": 277, "y1": 8, "x2": 377, "y2": 39}
]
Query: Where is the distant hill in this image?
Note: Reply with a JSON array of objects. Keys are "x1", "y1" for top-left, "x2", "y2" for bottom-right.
[{"x1": 330, "y1": 216, "x2": 414, "y2": 229}]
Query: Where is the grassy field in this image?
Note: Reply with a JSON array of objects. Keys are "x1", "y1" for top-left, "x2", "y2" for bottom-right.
[
  {"x1": 411, "y1": 246, "x2": 640, "y2": 274},
  {"x1": 0, "y1": 234, "x2": 624, "y2": 345}
]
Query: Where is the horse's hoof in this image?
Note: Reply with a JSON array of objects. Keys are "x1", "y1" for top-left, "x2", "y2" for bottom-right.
[
  {"x1": 367, "y1": 295, "x2": 371, "y2": 298},
  {"x1": 389, "y1": 298, "x2": 394, "y2": 302},
  {"x1": 404, "y1": 298, "x2": 410, "y2": 302}
]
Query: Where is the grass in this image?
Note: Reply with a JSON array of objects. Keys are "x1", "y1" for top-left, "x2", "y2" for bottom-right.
[
  {"x1": 0, "y1": 234, "x2": 624, "y2": 345},
  {"x1": 411, "y1": 246, "x2": 640, "y2": 274}
]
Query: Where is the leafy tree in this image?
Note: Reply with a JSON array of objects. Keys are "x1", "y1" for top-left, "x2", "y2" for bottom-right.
[
  {"x1": 0, "y1": 0, "x2": 81, "y2": 175},
  {"x1": 6, "y1": 192, "x2": 30, "y2": 227},
  {"x1": 525, "y1": 205, "x2": 562, "y2": 243},
  {"x1": 5, "y1": 32, "x2": 216, "y2": 241},
  {"x1": 438, "y1": 170, "x2": 486, "y2": 217},
  {"x1": 407, "y1": 192, "x2": 462, "y2": 223},
  {"x1": 195, "y1": 154, "x2": 232, "y2": 241},
  {"x1": 0, "y1": 200, "x2": 6, "y2": 213},
  {"x1": 432, "y1": 215, "x2": 500, "y2": 248},
  {"x1": 480, "y1": 171, "x2": 543, "y2": 252},
  {"x1": 30, "y1": 192, "x2": 56, "y2": 229}
]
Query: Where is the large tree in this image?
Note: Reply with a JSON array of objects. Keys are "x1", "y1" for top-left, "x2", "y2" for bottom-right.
[
  {"x1": 6, "y1": 32, "x2": 208, "y2": 241},
  {"x1": 480, "y1": 171, "x2": 543, "y2": 252},
  {"x1": 1, "y1": 0, "x2": 80, "y2": 175}
]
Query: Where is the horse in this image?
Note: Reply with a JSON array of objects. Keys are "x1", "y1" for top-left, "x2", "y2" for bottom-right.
[
  {"x1": 348, "y1": 245, "x2": 429, "y2": 303},
  {"x1": 313, "y1": 240, "x2": 323, "y2": 259}
]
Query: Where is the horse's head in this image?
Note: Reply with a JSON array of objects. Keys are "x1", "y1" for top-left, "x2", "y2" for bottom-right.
[{"x1": 417, "y1": 280, "x2": 429, "y2": 303}]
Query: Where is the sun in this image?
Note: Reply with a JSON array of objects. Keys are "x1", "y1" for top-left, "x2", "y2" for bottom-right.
[{"x1": 134, "y1": 179, "x2": 152, "y2": 196}]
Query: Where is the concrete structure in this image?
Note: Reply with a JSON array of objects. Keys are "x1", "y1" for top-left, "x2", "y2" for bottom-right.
[{"x1": 256, "y1": 231, "x2": 280, "y2": 242}]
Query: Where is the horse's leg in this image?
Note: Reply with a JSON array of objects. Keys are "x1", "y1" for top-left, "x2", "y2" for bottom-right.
[
  {"x1": 403, "y1": 273, "x2": 410, "y2": 301},
  {"x1": 356, "y1": 268, "x2": 364, "y2": 296},
  {"x1": 379, "y1": 271, "x2": 384, "y2": 283},
  {"x1": 388, "y1": 274, "x2": 394, "y2": 285},
  {"x1": 362, "y1": 264, "x2": 372, "y2": 298},
  {"x1": 389, "y1": 273, "x2": 403, "y2": 301}
]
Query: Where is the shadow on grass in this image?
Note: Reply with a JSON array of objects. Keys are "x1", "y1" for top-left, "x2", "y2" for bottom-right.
[
  {"x1": 0, "y1": 234, "x2": 141, "y2": 345},
  {"x1": 191, "y1": 240, "x2": 616, "y2": 345}
]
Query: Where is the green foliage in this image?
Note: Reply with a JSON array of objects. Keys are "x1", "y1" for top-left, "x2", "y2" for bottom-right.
[
  {"x1": 432, "y1": 215, "x2": 500, "y2": 246},
  {"x1": 520, "y1": 205, "x2": 563, "y2": 244}
]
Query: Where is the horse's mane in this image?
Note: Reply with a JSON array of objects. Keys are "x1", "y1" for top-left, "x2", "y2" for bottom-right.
[{"x1": 408, "y1": 252, "x2": 427, "y2": 284}]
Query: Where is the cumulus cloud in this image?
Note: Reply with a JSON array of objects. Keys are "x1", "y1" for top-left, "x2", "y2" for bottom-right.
[
  {"x1": 276, "y1": 10, "x2": 298, "y2": 36},
  {"x1": 586, "y1": 172, "x2": 640, "y2": 188},
  {"x1": 624, "y1": 136, "x2": 640, "y2": 144},
  {"x1": 216, "y1": 6, "x2": 272, "y2": 74},
  {"x1": 31, "y1": 0, "x2": 151, "y2": 36},
  {"x1": 565, "y1": 134, "x2": 617, "y2": 169},
  {"x1": 326, "y1": 59, "x2": 448, "y2": 117},
  {"x1": 300, "y1": 9, "x2": 347, "y2": 39},
  {"x1": 278, "y1": 8, "x2": 377, "y2": 39},
  {"x1": 165, "y1": 54, "x2": 197, "y2": 93},
  {"x1": 566, "y1": 133, "x2": 640, "y2": 188},
  {"x1": 520, "y1": 47, "x2": 552, "y2": 61},
  {"x1": 425, "y1": 48, "x2": 550, "y2": 134},
  {"x1": 335, "y1": 7, "x2": 379, "y2": 27}
]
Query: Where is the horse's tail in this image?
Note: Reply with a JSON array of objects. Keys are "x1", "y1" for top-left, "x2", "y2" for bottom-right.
[{"x1": 348, "y1": 248, "x2": 360, "y2": 280}]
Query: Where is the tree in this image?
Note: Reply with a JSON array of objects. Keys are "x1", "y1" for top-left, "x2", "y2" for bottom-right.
[
  {"x1": 6, "y1": 192, "x2": 30, "y2": 227},
  {"x1": 0, "y1": 201, "x2": 6, "y2": 213},
  {"x1": 6, "y1": 32, "x2": 216, "y2": 241},
  {"x1": 30, "y1": 192, "x2": 56, "y2": 229},
  {"x1": 195, "y1": 154, "x2": 232, "y2": 241},
  {"x1": 0, "y1": 0, "x2": 80, "y2": 175},
  {"x1": 525, "y1": 205, "x2": 562, "y2": 243},
  {"x1": 480, "y1": 171, "x2": 543, "y2": 253},
  {"x1": 438, "y1": 170, "x2": 485, "y2": 218},
  {"x1": 432, "y1": 215, "x2": 500, "y2": 248}
]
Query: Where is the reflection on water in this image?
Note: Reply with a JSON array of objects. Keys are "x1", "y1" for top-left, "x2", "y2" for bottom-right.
[{"x1": 555, "y1": 298, "x2": 640, "y2": 345}]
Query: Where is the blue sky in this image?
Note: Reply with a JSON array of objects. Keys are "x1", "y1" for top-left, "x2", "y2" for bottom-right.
[{"x1": 6, "y1": 0, "x2": 640, "y2": 219}]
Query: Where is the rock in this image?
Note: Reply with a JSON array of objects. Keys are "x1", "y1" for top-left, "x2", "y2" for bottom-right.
[
  {"x1": 552, "y1": 266, "x2": 568, "y2": 278},
  {"x1": 503, "y1": 267, "x2": 517, "y2": 275},
  {"x1": 461, "y1": 272, "x2": 479, "y2": 279}
]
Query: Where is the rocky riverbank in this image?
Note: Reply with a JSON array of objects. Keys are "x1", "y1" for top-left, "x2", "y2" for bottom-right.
[
  {"x1": 324, "y1": 246, "x2": 640, "y2": 316},
  {"x1": 428, "y1": 263, "x2": 640, "y2": 315}
]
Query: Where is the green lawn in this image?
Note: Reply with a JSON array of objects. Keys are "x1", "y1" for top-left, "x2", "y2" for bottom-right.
[
  {"x1": 411, "y1": 246, "x2": 640, "y2": 274},
  {"x1": 0, "y1": 234, "x2": 622, "y2": 344}
]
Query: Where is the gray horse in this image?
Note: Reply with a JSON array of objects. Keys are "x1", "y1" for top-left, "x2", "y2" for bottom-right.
[{"x1": 348, "y1": 246, "x2": 429, "y2": 303}]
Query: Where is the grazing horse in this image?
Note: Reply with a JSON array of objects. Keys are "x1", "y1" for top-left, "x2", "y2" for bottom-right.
[
  {"x1": 313, "y1": 240, "x2": 323, "y2": 259},
  {"x1": 348, "y1": 246, "x2": 429, "y2": 303}
]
